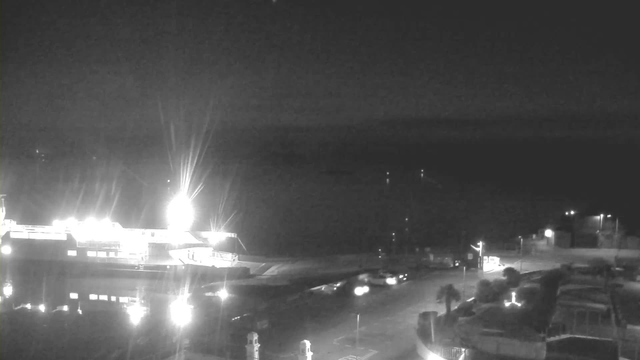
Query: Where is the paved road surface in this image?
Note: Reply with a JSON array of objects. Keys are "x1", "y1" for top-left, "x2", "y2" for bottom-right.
[
  {"x1": 257, "y1": 252, "x2": 569, "y2": 360},
  {"x1": 259, "y1": 268, "x2": 499, "y2": 360}
]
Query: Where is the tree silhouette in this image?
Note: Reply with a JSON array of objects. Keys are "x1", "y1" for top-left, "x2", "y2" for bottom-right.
[
  {"x1": 503, "y1": 267, "x2": 521, "y2": 288},
  {"x1": 436, "y1": 284, "x2": 461, "y2": 316},
  {"x1": 474, "y1": 279, "x2": 494, "y2": 303},
  {"x1": 491, "y1": 278, "x2": 510, "y2": 300}
]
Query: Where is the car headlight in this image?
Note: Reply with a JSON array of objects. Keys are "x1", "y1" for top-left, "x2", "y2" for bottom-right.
[
  {"x1": 354, "y1": 285, "x2": 370, "y2": 296},
  {"x1": 386, "y1": 277, "x2": 398, "y2": 285}
]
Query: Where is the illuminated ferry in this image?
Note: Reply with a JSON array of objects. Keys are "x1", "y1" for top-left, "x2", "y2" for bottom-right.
[{"x1": 0, "y1": 194, "x2": 239, "y2": 269}]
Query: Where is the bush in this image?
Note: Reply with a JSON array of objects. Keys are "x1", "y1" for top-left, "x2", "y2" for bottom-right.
[
  {"x1": 474, "y1": 279, "x2": 494, "y2": 303},
  {"x1": 491, "y1": 278, "x2": 510, "y2": 300},
  {"x1": 587, "y1": 257, "x2": 614, "y2": 278},
  {"x1": 503, "y1": 267, "x2": 521, "y2": 288},
  {"x1": 516, "y1": 286, "x2": 539, "y2": 306}
]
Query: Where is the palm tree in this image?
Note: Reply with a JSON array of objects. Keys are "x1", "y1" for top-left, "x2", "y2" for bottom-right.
[{"x1": 436, "y1": 284, "x2": 461, "y2": 316}]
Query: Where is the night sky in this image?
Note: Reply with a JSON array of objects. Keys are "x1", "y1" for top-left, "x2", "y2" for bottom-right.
[{"x1": 2, "y1": 1, "x2": 639, "y2": 253}]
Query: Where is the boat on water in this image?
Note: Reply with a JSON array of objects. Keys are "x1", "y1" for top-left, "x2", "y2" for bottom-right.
[{"x1": 0, "y1": 194, "x2": 241, "y2": 276}]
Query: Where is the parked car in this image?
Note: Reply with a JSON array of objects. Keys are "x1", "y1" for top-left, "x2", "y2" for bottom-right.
[{"x1": 367, "y1": 270, "x2": 407, "y2": 286}]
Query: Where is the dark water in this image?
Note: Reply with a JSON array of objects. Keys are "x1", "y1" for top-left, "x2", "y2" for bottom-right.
[
  {"x1": 0, "y1": 259, "x2": 278, "y2": 360},
  {"x1": 2, "y1": 139, "x2": 639, "y2": 259}
]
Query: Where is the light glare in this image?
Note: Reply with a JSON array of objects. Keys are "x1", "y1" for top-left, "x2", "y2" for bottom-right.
[
  {"x1": 1, "y1": 245, "x2": 12, "y2": 255},
  {"x1": 216, "y1": 288, "x2": 229, "y2": 301},
  {"x1": 544, "y1": 229, "x2": 553, "y2": 238},
  {"x1": 127, "y1": 304, "x2": 146, "y2": 326},
  {"x1": 167, "y1": 193, "x2": 194, "y2": 231},
  {"x1": 169, "y1": 297, "x2": 193, "y2": 327},
  {"x1": 2, "y1": 283, "x2": 13, "y2": 297},
  {"x1": 354, "y1": 285, "x2": 370, "y2": 296}
]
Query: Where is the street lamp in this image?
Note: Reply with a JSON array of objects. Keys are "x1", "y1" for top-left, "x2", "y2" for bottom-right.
[
  {"x1": 519, "y1": 236, "x2": 524, "y2": 272},
  {"x1": 356, "y1": 313, "x2": 361, "y2": 350},
  {"x1": 470, "y1": 241, "x2": 483, "y2": 270}
]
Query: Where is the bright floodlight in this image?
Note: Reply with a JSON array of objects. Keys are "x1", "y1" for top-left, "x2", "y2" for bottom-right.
[
  {"x1": 167, "y1": 193, "x2": 194, "y2": 231},
  {"x1": 3, "y1": 283, "x2": 13, "y2": 297},
  {"x1": 169, "y1": 297, "x2": 193, "y2": 327},
  {"x1": 1, "y1": 245, "x2": 12, "y2": 255},
  {"x1": 127, "y1": 303, "x2": 146, "y2": 326},
  {"x1": 216, "y1": 288, "x2": 229, "y2": 301},
  {"x1": 544, "y1": 229, "x2": 553, "y2": 238},
  {"x1": 39, "y1": 304, "x2": 46, "y2": 313}
]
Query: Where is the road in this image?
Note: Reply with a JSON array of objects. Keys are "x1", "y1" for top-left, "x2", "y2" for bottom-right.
[
  {"x1": 254, "y1": 251, "x2": 569, "y2": 360},
  {"x1": 258, "y1": 268, "x2": 498, "y2": 360}
]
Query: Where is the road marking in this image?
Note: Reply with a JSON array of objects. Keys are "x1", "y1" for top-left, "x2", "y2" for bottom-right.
[
  {"x1": 334, "y1": 336, "x2": 346, "y2": 345},
  {"x1": 362, "y1": 349, "x2": 379, "y2": 360},
  {"x1": 338, "y1": 349, "x2": 378, "y2": 360}
]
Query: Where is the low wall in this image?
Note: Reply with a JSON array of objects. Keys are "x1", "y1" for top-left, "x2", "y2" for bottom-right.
[{"x1": 416, "y1": 337, "x2": 467, "y2": 360}]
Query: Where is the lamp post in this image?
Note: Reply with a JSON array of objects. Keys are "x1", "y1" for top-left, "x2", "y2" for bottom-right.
[
  {"x1": 519, "y1": 236, "x2": 524, "y2": 272},
  {"x1": 544, "y1": 229, "x2": 554, "y2": 247},
  {"x1": 462, "y1": 265, "x2": 466, "y2": 300},
  {"x1": 356, "y1": 313, "x2": 360, "y2": 350},
  {"x1": 470, "y1": 241, "x2": 483, "y2": 270},
  {"x1": 565, "y1": 210, "x2": 576, "y2": 248},
  {"x1": 599, "y1": 214, "x2": 605, "y2": 231}
]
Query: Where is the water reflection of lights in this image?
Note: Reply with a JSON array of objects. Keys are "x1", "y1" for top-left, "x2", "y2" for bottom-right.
[
  {"x1": 127, "y1": 303, "x2": 147, "y2": 326},
  {"x1": 169, "y1": 296, "x2": 193, "y2": 327},
  {"x1": 1, "y1": 245, "x2": 12, "y2": 255},
  {"x1": 216, "y1": 288, "x2": 229, "y2": 301},
  {"x1": 3, "y1": 283, "x2": 13, "y2": 298}
]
